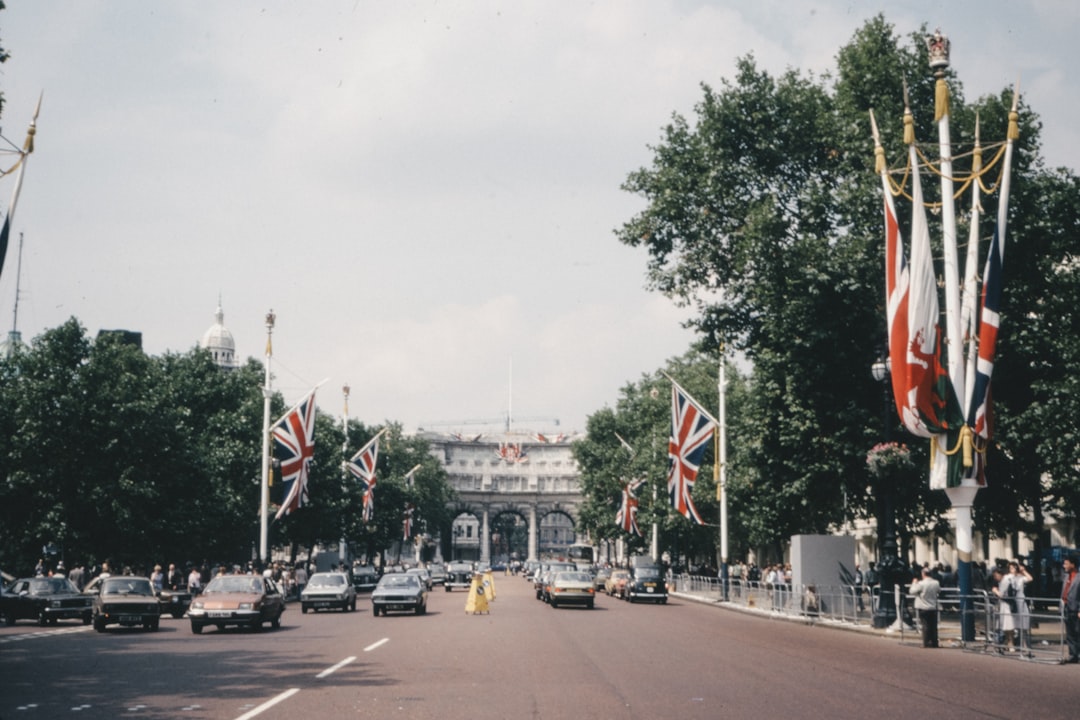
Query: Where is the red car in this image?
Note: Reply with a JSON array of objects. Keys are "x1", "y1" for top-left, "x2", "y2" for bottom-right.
[{"x1": 187, "y1": 575, "x2": 285, "y2": 633}]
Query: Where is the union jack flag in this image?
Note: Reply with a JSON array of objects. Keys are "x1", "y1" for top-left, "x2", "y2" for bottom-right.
[
  {"x1": 347, "y1": 434, "x2": 381, "y2": 523},
  {"x1": 403, "y1": 503, "x2": 415, "y2": 541},
  {"x1": 667, "y1": 382, "x2": 716, "y2": 524},
  {"x1": 272, "y1": 388, "x2": 318, "y2": 520},
  {"x1": 616, "y1": 479, "x2": 644, "y2": 536}
]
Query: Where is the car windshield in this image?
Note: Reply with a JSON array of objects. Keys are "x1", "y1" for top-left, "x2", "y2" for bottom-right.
[
  {"x1": 102, "y1": 578, "x2": 154, "y2": 596},
  {"x1": 206, "y1": 576, "x2": 264, "y2": 594},
  {"x1": 309, "y1": 574, "x2": 345, "y2": 588},
  {"x1": 378, "y1": 575, "x2": 420, "y2": 589},
  {"x1": 636, "y1": 568, "x2": 661, "y2": 579},
  {"x1": 28, "y1": 577, "x2": 79, "y2": 595},
  {"x1": 556, "y1": 572, "x2": 592, "y2": 583}
]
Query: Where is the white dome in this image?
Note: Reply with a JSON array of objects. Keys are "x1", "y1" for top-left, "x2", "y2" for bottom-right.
[{"x1": 200, "y1": 304, "x2": 238, "y2": 368}]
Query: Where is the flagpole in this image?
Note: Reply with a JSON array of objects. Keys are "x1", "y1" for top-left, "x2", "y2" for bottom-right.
[
  {"x1": 340, "y1": 384, "x2": 350, "y2": 567},
  {"x1": 0, "y1": 93, "x2": 42, "y2": 283},
  {"x1": 717, "y1": 344, "x2": 729, "y2": 601},
  {"x1": 259, "y1": 309, "x2": 276, "y2": 565}
]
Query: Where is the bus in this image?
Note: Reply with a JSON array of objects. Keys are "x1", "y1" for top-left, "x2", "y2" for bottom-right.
[{"x1": 567, "y1": 543, "x2": 594, "y2": 569}]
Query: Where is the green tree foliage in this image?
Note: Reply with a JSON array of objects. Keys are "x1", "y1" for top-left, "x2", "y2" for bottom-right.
[
  {"x1": 0, "y1": 320, "x2": 453, "y2": 575},
  {"x1": 614, "y1": 15, "x2": 1079, "y2": 555},
  {"x1": 573, "y1": 348, "x2": 753, "y2": 566}
]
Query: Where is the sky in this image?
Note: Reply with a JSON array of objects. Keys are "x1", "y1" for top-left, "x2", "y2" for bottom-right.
[{"x1": 1, "y1": 1, "x2": 1077, "y2": 436}]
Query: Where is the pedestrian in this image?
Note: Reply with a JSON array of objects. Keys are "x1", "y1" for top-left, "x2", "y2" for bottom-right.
[
  {"x1": 294, "y1": 563, "x2": 307, "y2": 596},
  {"x1": 1062, "y1": 553, "x2": 1080, "y2": 664},
  {"x1": 909, "y1": 566, "x2": 941, "y2": 648},
  {"x1": 188, "y1": 565, "x2": 202, "y2": 596},
  {"x1": 993, "y1": 560, "x2": 1033, "y2": 653},
  {"x1": 167, "y1": 563, "x2": 183, "y2": 590},
  {"x1": 853, "y1": 563, "x2": 865, "y2": 611},
  {"x1": 150, "y1": 564, "x2": 164, "y2": 593}
]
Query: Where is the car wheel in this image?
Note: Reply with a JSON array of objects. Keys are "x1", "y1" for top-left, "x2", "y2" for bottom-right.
[
  {"x1": 93, "y1": 617, "x2": 106, "y2": 633},
  {"x1": 170, "y1": 610, "x2": 185, "y2": 619},
  {"x1": 550, "y1": 600, "x2": 558, "y2": 609},
  {"x1": 271, "y1": 614, "x2": 281, "y2": 629},
  {"x1": 82, "y1": 613, "x2": 92, "y2": 625},
  {"x1": 151, "y1": 619, "x2": 160, "y2": 631},
  {"x1": 416, "y1": 603, "x2": 426, "y2": 616},
  {"x1": 301, "y1": 605, "x2": 308, "y2": 614},
  {"x1": 38, "y1": 612, "x2": 48, "y2": 627},
  {"x1": 3, "y1": 614, "x2": 15, "y2": 627},
  {"x1": 191, "y1": 622, "x2": 203, "y2": 634},
  {"x1": 350, "y1": 599, "x2": 357, "y2": 612},
  {"x1": 587, "y1": 600, "x2": 594, "y2": 609}
]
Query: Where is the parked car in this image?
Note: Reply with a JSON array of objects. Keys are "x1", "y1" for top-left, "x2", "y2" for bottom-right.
[
  {"x1": 444, "y1": 562, "x2": 473, "y2": 591},
  {"x1": 2, "y1": 576, "x2": 92, "y2": 626},
  {"x1": 548, "y1": 571, "x2": 596, "y2": 609},
  {"x1": 91, "y1": 576, "x2": 162, "y2": 632},
  {"x1": 351, "y1": 566, "x2": 379, "y2": 593},
  {"x1": 300, "y1": 571, "x2": 357, "y2": 613},
  {"x1": 406, "y1": 567, "x2": 433, "y2": 591},
  {"x1": 625, "y1": 563, "x2": 668, "y2": 604},
  {"x1": 593, "y1": 567, "x2": 612, "y2": 591},
  {"x1": 605, "y1": 569, "x2": 631, "y2": 598},
  {"x1": 371, "y1": 573, "x2": 428, "y2": 616},
  {"x1": 187, "y1": 575, "x2": 285, "y2": 633}
]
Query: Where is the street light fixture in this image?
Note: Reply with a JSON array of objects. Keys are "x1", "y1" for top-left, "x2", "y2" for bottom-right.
[{"x1": 871, "y1": 353, "x2": 904, "y2": 629}]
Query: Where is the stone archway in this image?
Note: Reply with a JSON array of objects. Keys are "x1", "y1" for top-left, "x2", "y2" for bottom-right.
[
  {"x1": 490, "y1": 509, "x2": 529, "y2": 564},
  {"x1": 444, "y1": 507, "x2": 481, "y2": 563},
  {"x1": 537, "y1": 508, "x2": 581, "y2": 559}
]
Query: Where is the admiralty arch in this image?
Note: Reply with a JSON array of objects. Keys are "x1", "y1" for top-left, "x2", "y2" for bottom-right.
[{"x1": 421, "y1": 430, "x2": 585, "y2": 564}]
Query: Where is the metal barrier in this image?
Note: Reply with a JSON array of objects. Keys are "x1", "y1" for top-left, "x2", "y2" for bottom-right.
[{"x1": 675, "y1": 574, "x2": 1070, "y2": 663}]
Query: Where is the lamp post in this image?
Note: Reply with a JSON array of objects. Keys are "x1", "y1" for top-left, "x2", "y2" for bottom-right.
[
  {"x1": 258, "y1": 309, "x2": 276, "y2": 565},
  {"x1": 870, "y1": 354, "x2": 904, "y2": 629}
]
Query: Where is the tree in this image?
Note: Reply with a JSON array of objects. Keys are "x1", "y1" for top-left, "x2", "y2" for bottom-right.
[{"x1": 615, "y1": 15, "x2": 1080, "y2": 558}]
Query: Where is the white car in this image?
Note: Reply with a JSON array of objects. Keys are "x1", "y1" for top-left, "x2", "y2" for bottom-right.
[{"x1": 300, "y1": 572, "x2": 357, "y2": 613}]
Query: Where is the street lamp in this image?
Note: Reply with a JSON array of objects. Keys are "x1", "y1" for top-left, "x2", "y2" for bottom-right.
[{"x1": 870, "y1": 353, "x2": 905, "y2": 629}]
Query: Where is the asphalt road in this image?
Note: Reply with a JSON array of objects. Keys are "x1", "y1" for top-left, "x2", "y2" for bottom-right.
[{"x1": 1, "y1": 575, "x2": 1077, "y2": 720}]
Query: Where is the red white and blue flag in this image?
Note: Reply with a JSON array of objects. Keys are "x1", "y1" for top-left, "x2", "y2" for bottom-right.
[
  {"x1": 667, "y1": 381, "x2": 717, "y2": 524},
  {"x1": 347, "y1": 433, "x2": 381, "y2": 523},
  {"x1": 272, "y1": 388, "x2": 318, "y2": 520},
  {"x1": 616, "y1": 479, "x2": 644, "y2": 536},
  {"x1": 403, "y1": 503, "x2": 415, "y2": 541}
]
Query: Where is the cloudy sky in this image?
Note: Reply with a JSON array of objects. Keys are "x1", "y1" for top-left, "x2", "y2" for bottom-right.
[{"x1": 1, "y1": 1, "x2": 1076, "y2": 434}]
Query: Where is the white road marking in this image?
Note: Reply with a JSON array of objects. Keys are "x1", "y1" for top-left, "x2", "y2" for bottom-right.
[
  {"x1": 316, "y1": 656, "x2": 356, "y2": 678},
  {"x1": 231, "y1": 688, "x2": 300, "y2": 720},
  {"x1": 364, "y1": 638, "x2": 389, "y2": 652}
]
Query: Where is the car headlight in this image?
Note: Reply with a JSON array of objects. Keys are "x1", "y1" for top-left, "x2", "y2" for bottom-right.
[
  {"x1": 239, "y1": 602, "x2": 253, "y2": 610},
  {"x1": 192, "y1": 601, "x2": 204, "y2": 609}
]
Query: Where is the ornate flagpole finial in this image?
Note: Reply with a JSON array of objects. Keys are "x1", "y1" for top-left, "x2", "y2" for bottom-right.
[{"x1": 927, "y1": 28, "x2": 950, "y2": 72}]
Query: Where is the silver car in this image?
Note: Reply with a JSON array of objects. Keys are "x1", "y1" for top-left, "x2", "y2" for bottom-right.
[{"x1": 300, "y1": 572, "x2": 357, "y2": 613}]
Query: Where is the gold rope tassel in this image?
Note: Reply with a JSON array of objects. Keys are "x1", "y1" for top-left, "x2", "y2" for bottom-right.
[
  {"x1": 1008, "y1": 109, "x2": 1019, "y2": 141},
  {"x1": 935, "y1": 77, "x2": 949, "y2": 122},
  {"x1": 903, "y1": 111, "x2": 914, "y2": 146},
  {"x1": 939, "y1": 425, "x2": 975, "y2": 468}
]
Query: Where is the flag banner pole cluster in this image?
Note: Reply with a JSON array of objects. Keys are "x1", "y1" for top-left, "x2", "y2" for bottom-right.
[
  {"x1": 0, "y1": 95, "x2": 42, "y2": 283},
  {"x1": 272, "y1": 387, "x2": 319, "y2": 520},
  {"x1": 346, "y1": 429, "x2": 385, "y2": 523},
  {"x1": 872, "y1": 32, "x2": 1017, "y2": 490},
  {"x1": 616, "y1": 479, "x2": 645, "y2": 536},
  {"x1": 664, "y1": 375, "x2": 718, "y2": 524}
]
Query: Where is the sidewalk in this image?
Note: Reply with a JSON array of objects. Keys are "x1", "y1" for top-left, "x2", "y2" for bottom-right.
[{"x1": 669, "y1": 580, "x2": 1067, "y2": 664}]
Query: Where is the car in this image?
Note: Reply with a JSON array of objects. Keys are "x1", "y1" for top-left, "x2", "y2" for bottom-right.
[
  {"x1": 406, "y1": 567, "x2": 433, "y2": 591},
  {"x1": 523, "y1": 561, "x2": 541, "y2": 580},
  {"x1": 548, "y1": 571, "x2": 596, "y2": 609},
  {"x1": 537, "y1": 562, "x2": 576, "y2": 603},
  {"x1": 157, "y1": 586, "x2": 193, "y2": 618},
  {"x1": 427, "y1": 563, "x2": 447, "y2": 586},
  {"x1": 593, "y1": 567, "x2": 612, "y2": 591},
  {"x1": 2, "y1": 576, "x2": 93, "y2": 626},
  {"x1": 605, "y1": 569, "x2": 631, "y2": 598},
  {"x1": 625, "y1": 563, "x2": 668, "y2": 604},
  {"x1": 91, "y1": 576, "x2": 162, "y2": 632},
  {"x1": 351, "y1": 566, "x2": 379, "y2": 593},
  {"x1": 300, "y1": 571, "x2": 357, "y2": 613},
  {"x1": 83, "y1": 575, "x2": 192, "y2": 618},
  {"x1": 371, "y1": 573, "x2": 428, "y2": 616},
  {"x1": 187, "y1": 574, "x2": 286, "y2": 633},
  {"x1": 444, "y1": 562, "x2": 473, "y2": 591}
]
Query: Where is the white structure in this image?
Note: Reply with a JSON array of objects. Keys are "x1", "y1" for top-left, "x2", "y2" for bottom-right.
[
  {"x1": 423, "y1": 430, "x2": 584, "y2": 563},
  {"x1": 199, "y1": 303, "x2": 239, "y2": 369}
]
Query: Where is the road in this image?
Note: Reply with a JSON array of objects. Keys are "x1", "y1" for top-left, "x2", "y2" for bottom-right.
[{"x1": 1, "y1": 574, "x2": 1076, "y2": 720}]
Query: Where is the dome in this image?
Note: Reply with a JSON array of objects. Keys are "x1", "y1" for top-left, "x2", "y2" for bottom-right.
[{"x1": 200, "y1": 304, "x2": 238, "y2": 369}]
